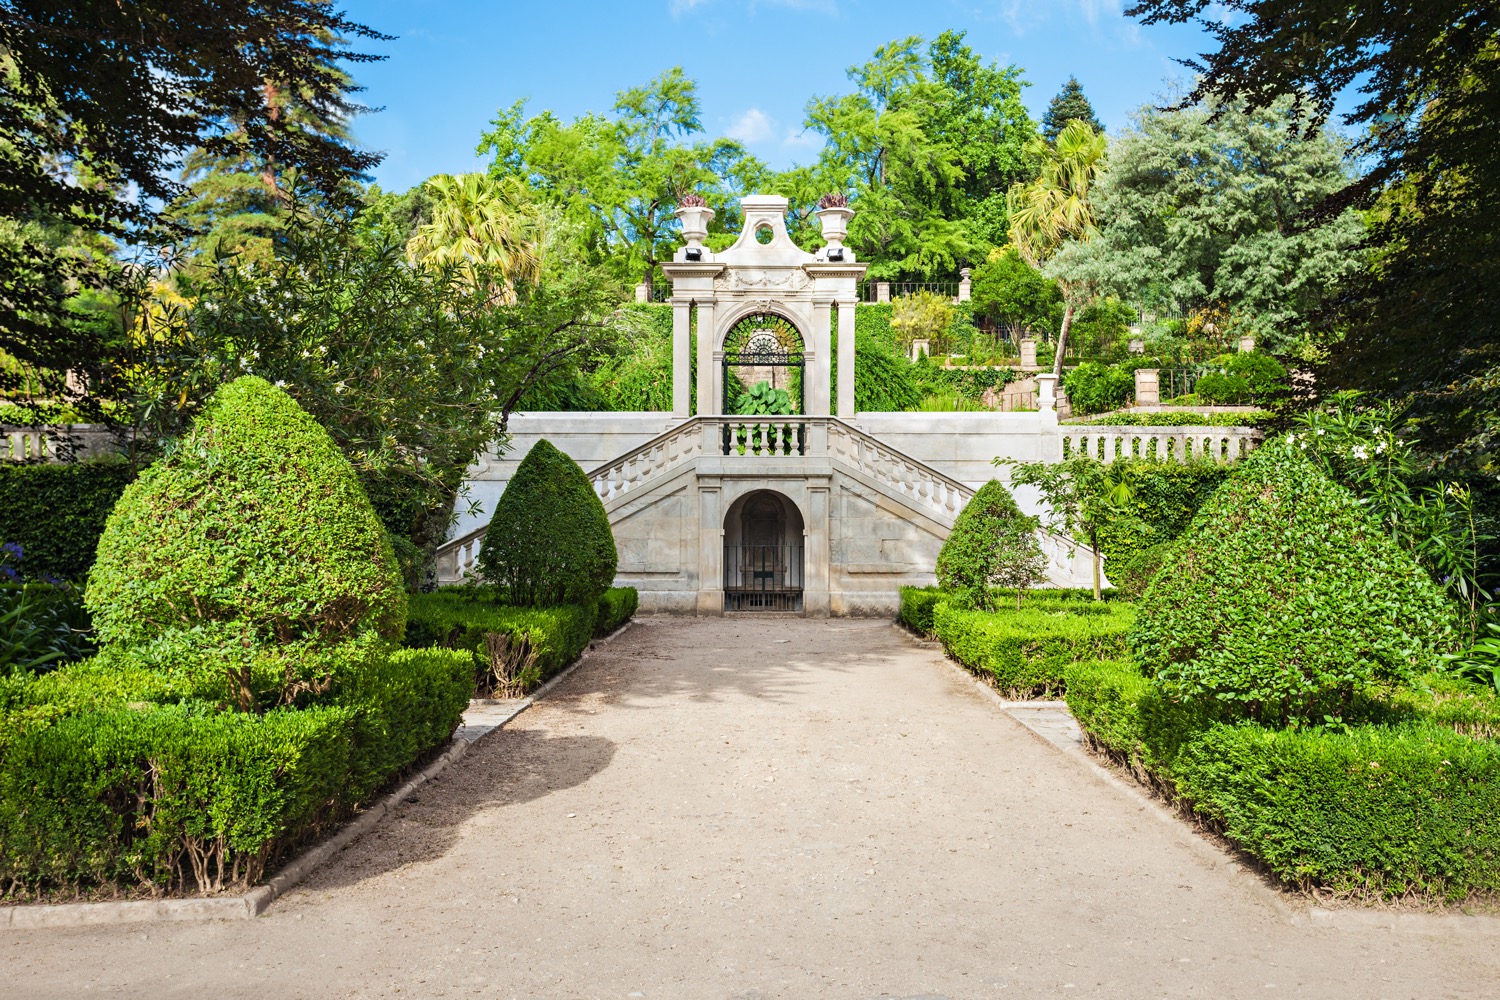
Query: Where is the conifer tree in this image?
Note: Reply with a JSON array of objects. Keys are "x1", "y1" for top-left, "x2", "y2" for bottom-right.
[{"x1": 1042, "y1": 77, "x2": 1103, "y2": 143}]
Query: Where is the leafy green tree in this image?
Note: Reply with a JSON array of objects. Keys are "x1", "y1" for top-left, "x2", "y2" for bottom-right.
[
  {"x1": 1042, "y1": 76, "x2": 1103, "y2": 142},
  {"x1": 969, "y1": 246, "x2": 1063, "y2": 344},
  {"x1": 0, "y1": 1, "x2": 384, "y2": 394},
  {"x1": 1062, "y1": 97, "x2": 1361, "y2": 353},
  {"x1": 478, "y1": 68, "x2": 759, "y2": 294},
  {"x1": 806, "y1": 32, "x2": 1039, "y2": 278},
  {"x1": 936, "y1": 480, "x2": 1045, "y2": 610},
  {"x1": 1122, "y1": 1, "x2": 1500, "y2": 479},
  {"x1": 1007, "y1": 120, "x2": 1109, "y2": 377},
  {"x1": 1000, "y1": 455, "x2": 1139, "y2": 600},
  {"x1": 890, "y1": 290, "x2": 955, "y2": 355}
]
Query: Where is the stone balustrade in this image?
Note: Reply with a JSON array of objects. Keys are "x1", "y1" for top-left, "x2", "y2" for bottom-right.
[
  {"x1": 1, "y1": 424, "x2": 120, "y2": 462},
  {"x1": 591, "y1": 419, "x2": 704, "y2": 502},
  {"x1": 827, "y1": 420, "x2": 970, "y2": 521},
  {"x1": 1062, "y1": 425, "x2": 1262, "y2": 464}
]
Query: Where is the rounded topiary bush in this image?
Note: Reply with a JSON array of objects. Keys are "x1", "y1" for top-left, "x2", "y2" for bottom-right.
[
  {"x1": 86, "y1": 376, "x2": 406, "y2": 648},
  {"x1": 478, "y1": 439, "x2": 617, "y2": 607},
  {"x1": 1129, "y1": 436, "x2": 1455, "y2": 726},
  {"x1": 936, "y1": 480, "x2": 1044, "y2": 610}
]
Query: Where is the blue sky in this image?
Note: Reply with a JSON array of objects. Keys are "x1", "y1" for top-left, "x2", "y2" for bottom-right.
[{"x1": 345, "y1": 1, "x2": 1220, "y2": 193}]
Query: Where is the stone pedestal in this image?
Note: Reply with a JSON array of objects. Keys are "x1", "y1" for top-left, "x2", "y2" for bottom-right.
[
  {"x1": 1036, "y1": 373, "x2": 1059, "y2": 412},
  {"x1": 1238, "y1": 334, "x2": 1256, "y2": 353},
  {"x1": 957, "y1": 268, "x2": 972, "y2": 302},
  {"x1": 876, "y1": 281, "x2": 890, "y2": 304},
  {"x1": 1134, "y1": 368, "x2": 1160, "y2": 407},
  {"x1": 910, "y1": 338, "x2": 930, "y2": 362},
  {"x1": 1020, "y1": 339, "x2": 1037, "y2": 368},
  {"x1": 635, "y1": 282, "x2": 649, "y2": 304}
]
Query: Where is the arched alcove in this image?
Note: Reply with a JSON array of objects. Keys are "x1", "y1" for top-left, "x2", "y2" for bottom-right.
[{"x1": 722, "y1": 489, "x2": 805, "y2": 611}]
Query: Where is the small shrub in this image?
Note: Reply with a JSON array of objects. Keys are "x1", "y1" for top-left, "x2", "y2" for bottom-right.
[
  {"x1": 86, "y1": 376, "x2": 405, "y2": 651},
  {"x1": 1064, "y1": 658, "x2": 1151, "y2": 761},
  {"x1": 936, "y1": 480, "x2": 1044, "y2": 610},
  {"x1": 1062, "y1": 361, "x2": 1133, "y2": 415},
  {"x1": 1131, "y1": 437, "x2": 1456, "y2": 726},
  {"x1": 1173, "y1": 722, "x2": 1500, "y2": 900},
  {"x1": 478, "y1": 439, "x2": 618, "y2": 608},
  {"x1": 933, "y1": 601, "x2": 1136, "y2": 698}
]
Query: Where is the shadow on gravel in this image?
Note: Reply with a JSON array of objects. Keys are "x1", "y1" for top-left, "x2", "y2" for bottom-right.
[
  {"x1": 547, "y1": 618, "x2": 895, "y2": 711},
  {"x1": 298, "y1": 726, "x2": 617, "y2": 892}
]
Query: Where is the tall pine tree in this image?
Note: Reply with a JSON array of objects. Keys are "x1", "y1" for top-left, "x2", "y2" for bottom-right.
[{"x1": 1042, "y1": 76, "x2": 1103, "y2": 142}]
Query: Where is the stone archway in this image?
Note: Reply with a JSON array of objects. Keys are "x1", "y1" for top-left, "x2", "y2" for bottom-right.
[{"x1": 722, "y1": 489, "x2": 806, "y2": 612}]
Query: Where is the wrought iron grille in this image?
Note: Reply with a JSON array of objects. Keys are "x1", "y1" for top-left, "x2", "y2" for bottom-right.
[{"x1": 724, "y1": 543, "x2": 804, "y2": 612}]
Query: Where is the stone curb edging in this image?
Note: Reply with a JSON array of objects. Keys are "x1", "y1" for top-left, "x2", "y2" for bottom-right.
[
  {"x1": 0, "y1": 621, "x2": 632, "y2": 931},
  {"x1": 893, "y1": 622, "x2": 1500, "y2": 934}
]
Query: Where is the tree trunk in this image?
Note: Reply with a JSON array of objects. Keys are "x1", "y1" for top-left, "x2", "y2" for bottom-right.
[
  {"x1": 1054, "y1": 300, "x2": 1074, "y2": 379},
  {"x1": 1090, "y1": 525, "x2": 1101, "y2": 602}
]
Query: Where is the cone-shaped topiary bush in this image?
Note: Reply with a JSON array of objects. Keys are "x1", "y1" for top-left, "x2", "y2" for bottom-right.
[
  {"x1": 478, "y1": 439, "x2": 617, "y2": 607},
  {"x1": 1129, "y1": 436, "x2": 1455, "y2": 726},
  {"x1": 936, "y1": 480, "x2": 1045, "y2": 610},
  {"x1": 86, "y1": 376, "x2": 406, "y2": 649}
]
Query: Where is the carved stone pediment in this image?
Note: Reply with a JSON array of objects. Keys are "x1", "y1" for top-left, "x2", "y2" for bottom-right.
[{"x1": 713, "y1": 267, "x2": 811, "y2": 293}]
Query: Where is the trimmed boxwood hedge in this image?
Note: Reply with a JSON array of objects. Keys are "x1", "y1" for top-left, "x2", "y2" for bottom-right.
[
  {"x1": 405, "y1": 588, "x2": 598, "y2": 686},
  {"x1": 0, "y1": 461, "x2": 134, "y2": 580},
  {"x1": 595, "y1": 586, "x2": 638, "y2": 636},
  {"x1": 1175, "y1": 722, "x2": 1500, "y2": 900},
  {"x1": 0, "y1": 643, "x2": 471, "y2": 899},
  {"x1": 1063, "y1": 655, "x2": 1500, "y2": 900},
  {"x1": 898, "y1": 586, "x2": 946, "y2": 636},
  {"x1": 933, "y1": 601, "x2": 1136, "y2": 698}
]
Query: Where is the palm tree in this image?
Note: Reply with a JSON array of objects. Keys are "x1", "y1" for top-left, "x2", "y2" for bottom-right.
[
  {"x1": 1006, "y1": 120, "x2": 1108, "y2": 378},
  {"x1": 407, "y1": 173, "x2": 544, "y2": 305}
]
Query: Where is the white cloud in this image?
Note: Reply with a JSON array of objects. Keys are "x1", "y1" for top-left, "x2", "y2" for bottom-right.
[
  {"x1": 782, "y1": 128, "x2": 821, "y2": 150},
  {"x1": 988, "y1": 0, "x2": 1128, "y2": 35},
  {"x1": 726, "y1": 107, "x2": 776, "y2": 144},
  {"x1": 672, "y1": 0, "x2": 838, "y2": 17}
]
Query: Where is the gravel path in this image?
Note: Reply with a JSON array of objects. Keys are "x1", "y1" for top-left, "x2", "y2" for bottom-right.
[{"x1": 3, "y1": 616, "x2": 1497, "y2": 999}]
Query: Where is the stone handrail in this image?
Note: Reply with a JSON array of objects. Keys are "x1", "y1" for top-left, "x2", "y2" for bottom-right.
[
  {"x1": 1062, "y1": 425, "x2": 1262, "y2": 464},
  {"x1": 2, "y1": 424, "x2": 120, "y2": 462},
  {"x1": 590, "y1": 417, "x2": 706, "y2": 502},
  {"x1": 827, "y1": 418, "x2": 972, "y2": 522}
]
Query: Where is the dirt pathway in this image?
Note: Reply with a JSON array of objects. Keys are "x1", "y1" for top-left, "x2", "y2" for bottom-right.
[{"x1": 2, "y1": 617, "x2": 1496, "y2": 999}]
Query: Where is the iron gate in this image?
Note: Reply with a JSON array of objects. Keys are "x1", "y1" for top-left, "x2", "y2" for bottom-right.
[{"x1": 724, "y1": 543, "x2": 804, "y2": 612}]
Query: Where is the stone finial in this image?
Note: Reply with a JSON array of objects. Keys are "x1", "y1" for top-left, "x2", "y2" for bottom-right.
[{"x1": 675, "y1": 198, "x2": 714, "y2": 247}]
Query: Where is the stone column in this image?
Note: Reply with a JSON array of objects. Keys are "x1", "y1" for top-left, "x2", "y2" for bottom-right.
[
  {"x1": 1020, "y1": 339, "x2": 1037, "y2": 368},
  {"x1": 672, "y1": 299, "x2": 691, "y2": 419},
  {"x1": 803, "y1": 483, "x2": 831, "y2": 617},
  {"x1": 876, "y1": 281, "x2": 890, "y2": 304},
  {"x1": 635, "y1": 282, "x2": 649, "y2": 304},
  {"x1": 696, "y1": 482, "x2": 724, "y2": 615},
  {"x1": 958, "y1": 268, "x2": 972, "y2": 302},
  {"x1": 836, "y1": 300, "x2": 856, "y2": 418},
  {"x1": 1134, "y1": 368, "x2": 1160, "y2": 407},
  {"x1": 811, "y1": 300, "x2": 833, "y2": 415},
  {"x1": 695, "y1": 300, "x2": 716, "y2": 415}
]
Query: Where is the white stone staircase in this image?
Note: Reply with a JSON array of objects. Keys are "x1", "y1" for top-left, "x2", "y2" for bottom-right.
[{"x1": 434, "y1": 416, "x2": 1099, "y2": 589}]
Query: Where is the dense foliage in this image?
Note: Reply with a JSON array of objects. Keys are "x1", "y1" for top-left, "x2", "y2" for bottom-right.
[
  {"x1": 1131, "y1": 438, "x2": 1455, "y2": 726},
  {"x1": 86, "y1": 377, "x2": 406, "y2": 656},
  {"x1": 478, "y1": 440, "x2": 618, "y2": 607},
  {"x1": 933, "y1": 598, "x2": 1135, "y2": 698},
  {"x1": 0, "y1": 461, "x2": 133, "y2": 580}
]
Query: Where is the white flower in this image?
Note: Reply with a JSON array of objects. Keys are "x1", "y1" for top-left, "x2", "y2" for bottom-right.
[
  {"x1": 1352, "y1": 445, "x2": 1369, "y2": 460},
  {"x1": 1316, "y1": 428, "x2": 1325, "y2": 436},
  {"x1": 1375, "y1": 441, "x2": 1386, "y2": 454},
  {"x1": 1285, "y1": 433, "x2": 1297, "y2": 445},
  {"x1": 274, "y1": 379, "x2": 287, "y2": 388}
]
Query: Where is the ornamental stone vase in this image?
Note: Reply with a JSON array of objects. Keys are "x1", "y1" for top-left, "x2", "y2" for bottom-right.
[
  {"x1": 816, "y1": 206, "x2": 854, "y2": 247},
  {"x1": 676, "y1": 205, "x2": 714, "y2": 247}
]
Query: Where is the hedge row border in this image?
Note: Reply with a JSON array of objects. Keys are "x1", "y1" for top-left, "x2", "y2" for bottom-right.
[
  {"x1": 0, "y1": 622, "x2": 630, "y2": 930},
  {"x1": 891, "y1": 622, "x2": 1500, "y2": 932}
]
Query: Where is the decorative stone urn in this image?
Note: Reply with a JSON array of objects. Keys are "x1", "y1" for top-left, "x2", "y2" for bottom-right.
[
  {"x1": 676, "y1": 203, "x2": 714, "y2": 247},
  {"x1": 816, "y1": 205, "x2": 854, "y2": 247}
]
